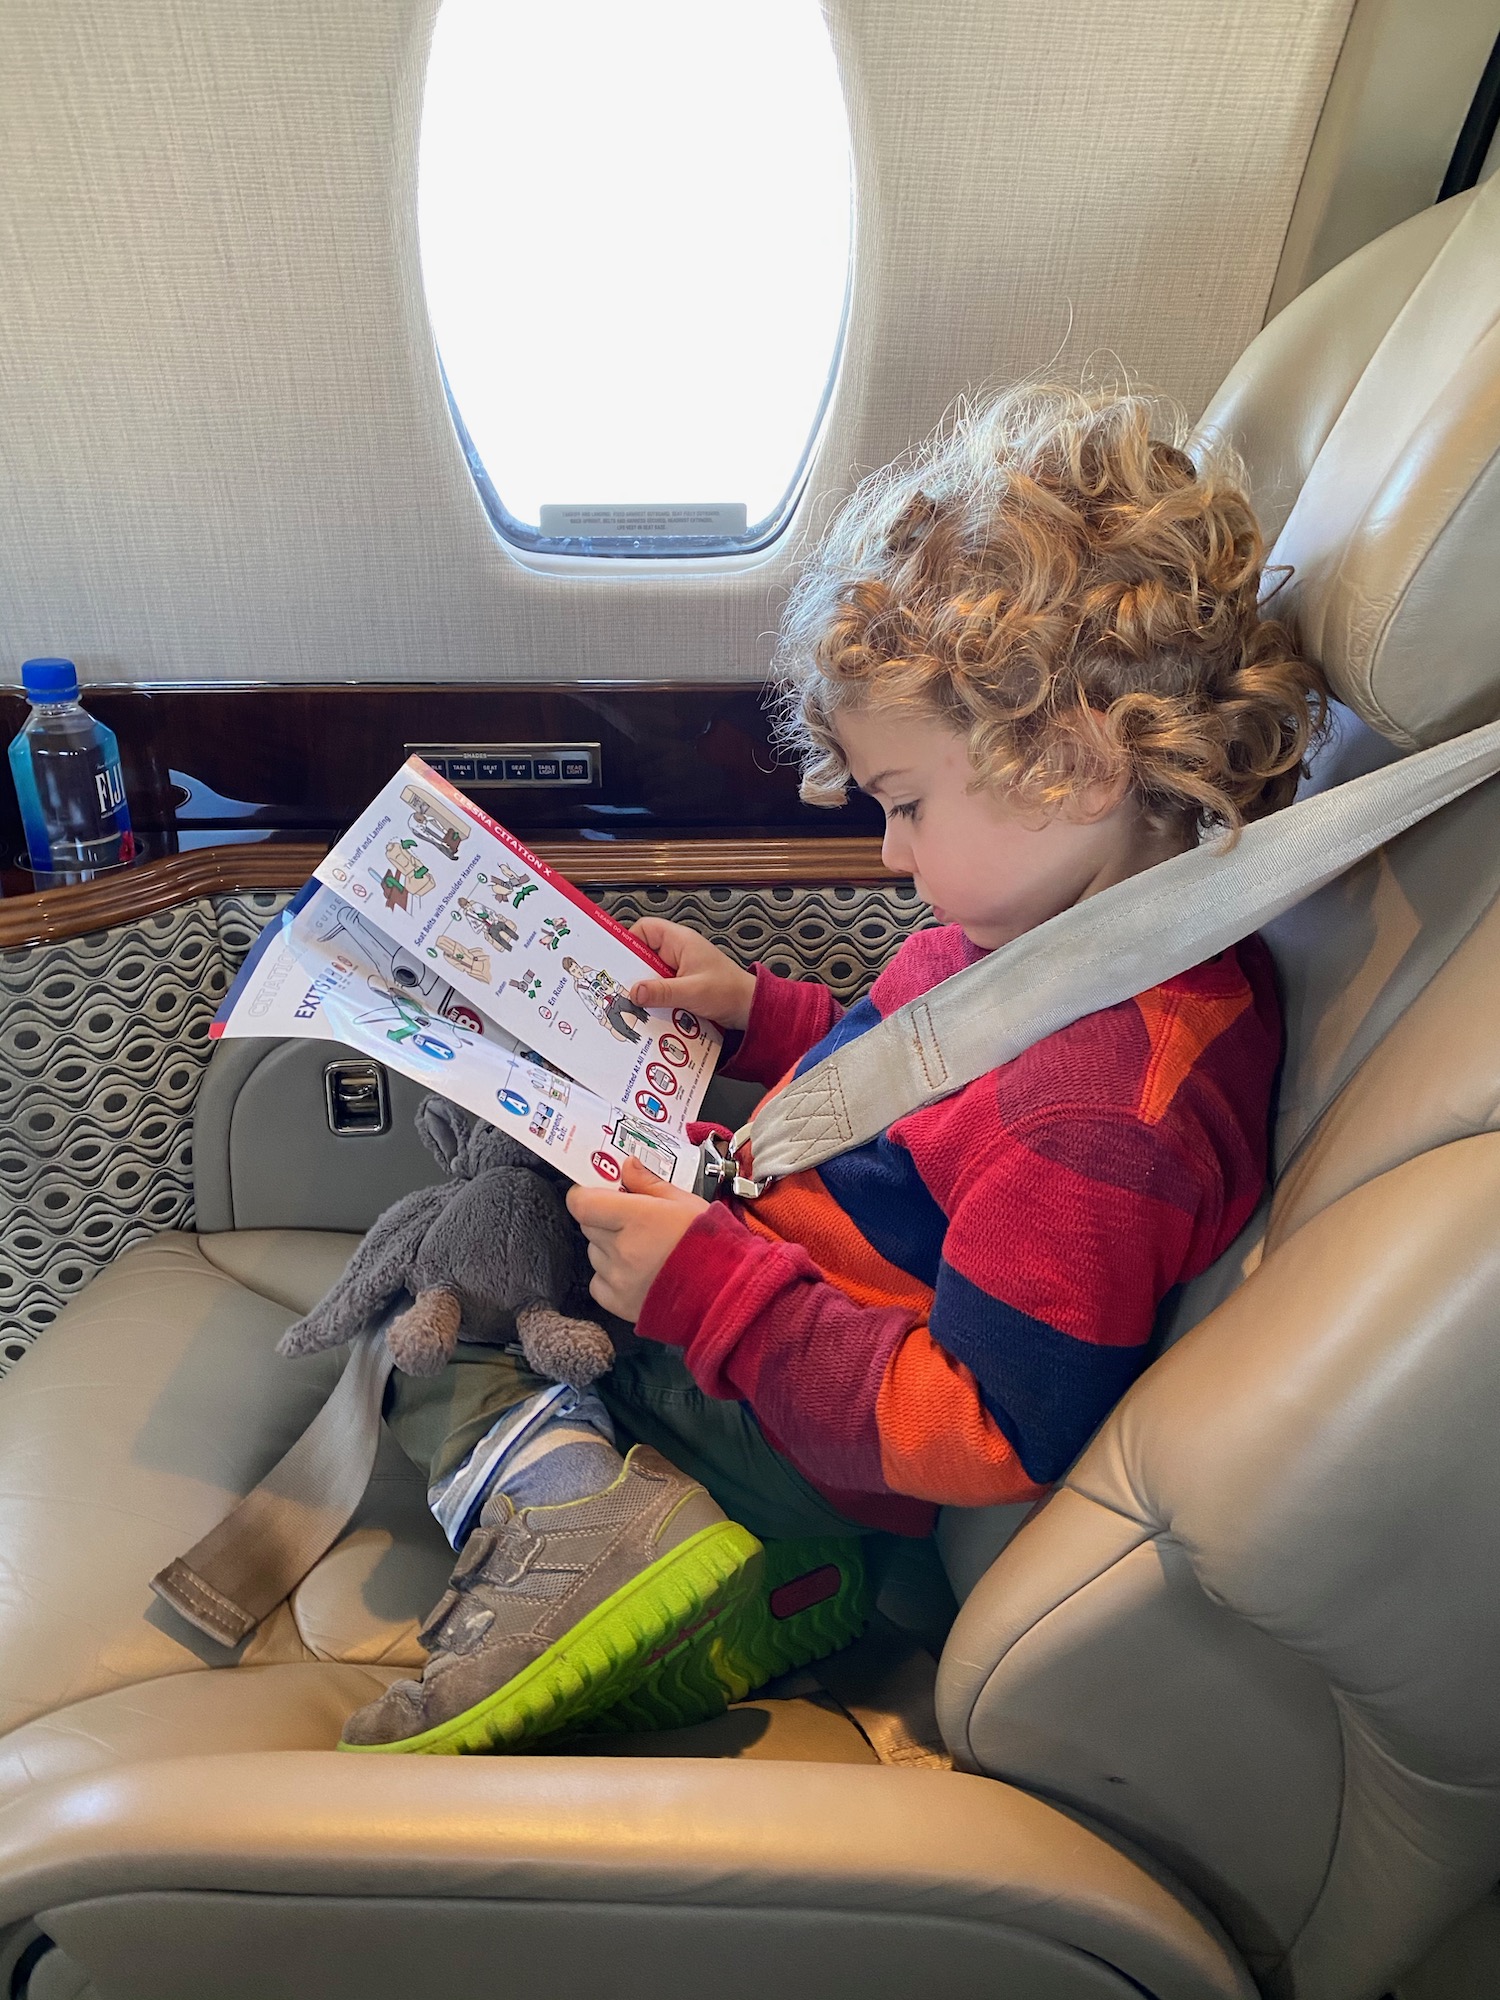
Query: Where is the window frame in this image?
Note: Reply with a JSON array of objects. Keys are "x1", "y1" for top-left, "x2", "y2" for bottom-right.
[
  {"x1": 418, "y1": 0, "x2": 857, "y2": 571},
  {"x1": 437, "y1": 241, "x2": 852, "y2": 570}
]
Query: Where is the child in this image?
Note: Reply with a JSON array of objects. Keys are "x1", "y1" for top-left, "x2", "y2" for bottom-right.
[{"x1": 340, "y1": 385, "x2": 1325, "y2": 1756}]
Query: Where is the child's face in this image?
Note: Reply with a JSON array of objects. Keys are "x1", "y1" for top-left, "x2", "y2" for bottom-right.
[{"x1": 833, "y1": 707, "x2": 1182, "y2": 950}]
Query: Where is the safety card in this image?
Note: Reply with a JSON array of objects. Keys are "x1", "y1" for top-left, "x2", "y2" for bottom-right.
[
  {"x1": 312, "y1": 759, "x2": 719, "y2": 1115},
  {"x1": 208, "y1": 757, "x2": 723, "y2": 1189}
]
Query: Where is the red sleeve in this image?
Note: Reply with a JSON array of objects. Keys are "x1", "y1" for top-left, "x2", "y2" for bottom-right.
[
  {"x1": 637, "y1": 1200, "x2": 1048, "y2": 1510},
  {"x1": 637, "y1": 1097, "x2": 1214, "y2": 1511},
  {"x1": 636, "y1": 1201, "x2": 918, "y2": 1497},
  {"x1": 719, "y1": 964, "x2": 842, "y2": 1088},
  {"x1": 638, "y1": 960, "x2": 1271, "y2": 1514}
]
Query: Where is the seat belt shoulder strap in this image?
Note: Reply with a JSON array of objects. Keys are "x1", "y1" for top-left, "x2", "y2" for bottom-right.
[{"x1": 734, "y1": 716, "x2": 1500, "y2": 1188}]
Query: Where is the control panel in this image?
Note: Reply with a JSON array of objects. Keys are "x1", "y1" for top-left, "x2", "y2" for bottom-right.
[{"x1": 404, "y1": 742, "x2": 601, "y2": 788}]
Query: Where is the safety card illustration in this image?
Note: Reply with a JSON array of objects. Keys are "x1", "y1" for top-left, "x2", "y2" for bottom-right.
[{"x1": 209, "y1": 758, "x2": 722, "y2": 1189}]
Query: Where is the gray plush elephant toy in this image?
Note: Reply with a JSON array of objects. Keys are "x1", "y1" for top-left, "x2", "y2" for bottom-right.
[{"x1": 277, "y1": 1094, "x2": 619, "y2": 1387}]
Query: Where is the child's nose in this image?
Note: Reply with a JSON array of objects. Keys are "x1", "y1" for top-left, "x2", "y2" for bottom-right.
[{"x1": 880, "y1": 819, "x2": 911, "y2": 874}]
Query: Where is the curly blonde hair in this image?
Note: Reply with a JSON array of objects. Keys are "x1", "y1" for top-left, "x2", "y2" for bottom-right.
[{"x1": 772, "y1": 385, "x2": 1328, "y2": 836}]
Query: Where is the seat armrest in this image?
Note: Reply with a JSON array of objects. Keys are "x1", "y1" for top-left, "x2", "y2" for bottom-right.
[{"x1": 0, "y1": 1754, "x2": 1253, "y2": 2000}]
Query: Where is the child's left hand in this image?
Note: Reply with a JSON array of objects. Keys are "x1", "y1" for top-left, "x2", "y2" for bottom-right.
[{"x1": 566, "y1": 1158, "x2": 709, "y2": 1321}]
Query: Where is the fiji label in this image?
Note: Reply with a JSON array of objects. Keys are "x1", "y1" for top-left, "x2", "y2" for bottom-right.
[{"x1": 94, "y1": 758, "x2": 126, "y2": 815}]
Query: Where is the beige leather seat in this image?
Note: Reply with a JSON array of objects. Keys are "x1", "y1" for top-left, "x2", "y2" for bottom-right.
[{"x1": 3, "y1": 178, "x2": 1500, "y2": 2000}]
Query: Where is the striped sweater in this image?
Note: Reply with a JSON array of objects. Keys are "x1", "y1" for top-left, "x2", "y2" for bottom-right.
[{"x1": 637, "y1": 924, "x2": 1281, "y2": 1535}]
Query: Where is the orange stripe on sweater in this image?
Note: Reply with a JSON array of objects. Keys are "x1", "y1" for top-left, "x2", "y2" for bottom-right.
[
  {"x1": 1133, "y1": 984, "x2": 1252, "y2": 1126},
  {"x1": 738, "y1": 1170, "x2": 934, "y2": 1315},
  {"x1": 876, "y1": 1329, "x2": 1048, "y2": 1507}
]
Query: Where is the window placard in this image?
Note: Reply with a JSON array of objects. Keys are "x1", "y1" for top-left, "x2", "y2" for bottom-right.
[{"x1": 538, "y1": 504, "x2": 748, "y2": 539}]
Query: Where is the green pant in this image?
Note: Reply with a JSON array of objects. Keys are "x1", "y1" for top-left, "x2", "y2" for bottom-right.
[{"x1": 385, "y1": 1340, "x2": 869, "y2": 1544}]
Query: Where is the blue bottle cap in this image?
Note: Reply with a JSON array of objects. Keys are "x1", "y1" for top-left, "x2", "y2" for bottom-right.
[{"x1": 21, "y1": 657, "x2": 80, "y2": 700}]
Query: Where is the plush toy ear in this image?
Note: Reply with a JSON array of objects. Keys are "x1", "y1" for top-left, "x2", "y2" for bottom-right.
[
  {"x1": 466, "y1": 1119, "x2": 538, "y2": 1175},
  {"x1": 415, "y1": 1094, "x2": 476, "y2": 1174}
]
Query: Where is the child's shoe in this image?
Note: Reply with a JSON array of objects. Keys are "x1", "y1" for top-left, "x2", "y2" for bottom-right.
[
  {"x1": 583, "y1": 1534, "x2": 872, "y2": 1736},
  {"x1": 338, "y1": 1444, "x2": 761, "y2": 1754}
]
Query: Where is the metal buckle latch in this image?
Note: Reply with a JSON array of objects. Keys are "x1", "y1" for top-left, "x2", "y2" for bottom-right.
[{"x1": 697, "y1": 1129, "x2": 770, "y2": 1201}]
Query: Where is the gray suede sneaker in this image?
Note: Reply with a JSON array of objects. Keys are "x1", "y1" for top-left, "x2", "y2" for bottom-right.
[{"x1": 339, "y1": 1444, "x2": 762, "y2": 1755}]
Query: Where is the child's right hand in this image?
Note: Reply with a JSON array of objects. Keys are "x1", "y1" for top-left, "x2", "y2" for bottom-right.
[{"x1": 627, "y1": 918, "x2": 757, "y2": 1032}]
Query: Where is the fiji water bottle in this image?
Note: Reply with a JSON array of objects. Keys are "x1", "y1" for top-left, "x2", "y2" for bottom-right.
[{"x1": 7, "y1": 658, "x2": 135, "y2": 873}]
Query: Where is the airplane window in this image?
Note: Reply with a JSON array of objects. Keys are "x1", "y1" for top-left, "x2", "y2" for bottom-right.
[{"x1": 417, "y1": 0, "x2": 853, "y2": 561}]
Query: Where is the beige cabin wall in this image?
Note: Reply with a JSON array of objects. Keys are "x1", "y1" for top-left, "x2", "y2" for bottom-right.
[
  {"x1": 1267, "y1": 0, "x2": 1500, "y2": 320},
  {"x1": 0, "y1": 0, "x2": 1352, "y2": 685}
]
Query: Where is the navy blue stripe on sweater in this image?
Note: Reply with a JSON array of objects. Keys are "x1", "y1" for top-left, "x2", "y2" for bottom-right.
[
  {"x1": 792, "y1": 995, "x2": 950, "y2": 1286},
  {"x1": 792, "y1": 994, "x2": 882, "y2": 1072},
  {"x1": 930, "y1": 1261, "x2": 1149, "y2": 1483},
  {"x1": 816, "y1": 1134, "x2": 949, "y2": 1288}
]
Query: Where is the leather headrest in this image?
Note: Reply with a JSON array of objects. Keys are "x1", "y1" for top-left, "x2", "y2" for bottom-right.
[{"x1": 1198, "y1": 178, "x2": 1500, "y2": 748}]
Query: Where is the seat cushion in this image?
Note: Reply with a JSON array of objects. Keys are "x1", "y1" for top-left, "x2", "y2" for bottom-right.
[
  {"x1": 0, "y1": 1232, "x2": 453, "y2": 1742},
  {"x1": 0, "y1": 1663, "x2": 406, "y2": 1813},
  {"x1": 0, "y1": 1232, "x2": 879, "y2": 1782},
  {"x1": 195, "y1": 1229, "x2": 372, "y2": 1316},
  {"x1": 0, "y1": 1671, "x2": 877, "y2": 1816}
]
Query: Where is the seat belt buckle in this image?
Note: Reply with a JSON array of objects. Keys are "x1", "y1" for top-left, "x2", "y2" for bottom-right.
[{"x1": 695, "y1": 1127, "x2": 770, "y2": 1201}]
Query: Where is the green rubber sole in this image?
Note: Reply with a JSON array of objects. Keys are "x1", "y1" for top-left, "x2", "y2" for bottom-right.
[
  {"x1": 338, "y1": 1518, "x2": 763, "y2": 1757},
  {"x1": 727, "y1": 1534, "x2": 873, "y2": 1687},
  {"x1": 584, "y1": 1535, "x2": 871, "y2": 1737}
]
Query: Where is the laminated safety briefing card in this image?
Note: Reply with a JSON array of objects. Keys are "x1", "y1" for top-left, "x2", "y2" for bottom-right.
[{"x1": 210, "y1": 758, "x2": 722, "y2": 1189}]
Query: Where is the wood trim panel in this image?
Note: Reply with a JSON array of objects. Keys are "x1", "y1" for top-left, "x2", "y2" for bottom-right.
[
  {"x1": 0, "y1": 836, "x2": 896, "y2": 949},
  {"x1": 536, "y1": 836, "x2": 897, "y2": 887},
  {"x1": 0, "y1": 681, "x2": 886, "y2": 853}
]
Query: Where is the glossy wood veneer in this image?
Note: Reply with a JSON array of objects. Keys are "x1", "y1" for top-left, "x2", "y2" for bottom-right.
[
  {"x1": 0, "y1": 835, "x2": 897, "y2": 949},
  {"x1": 0, "y1": 681, "x2": 887, "y2": 850}
]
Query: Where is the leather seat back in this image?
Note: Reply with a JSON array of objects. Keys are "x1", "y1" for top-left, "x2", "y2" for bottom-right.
[
  {"x1": 1205, "y1": 180, "x2": 1500, "y2": 750},
  {"x1": 940, "y1": 1136, "x2": 1500, "y2": 2000},
  {"x1": 194, "y1": 1039, "x2": 447, "y2": 1235},
  {"x1": 938, "y1": 173, "x2": 1500, "y2": 2000}
]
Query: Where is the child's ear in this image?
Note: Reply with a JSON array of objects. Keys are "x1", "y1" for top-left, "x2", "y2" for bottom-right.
[
  {"x1": 1063, "y1": 709, "x2": 1132, "y2": 823},
  {"x1": 1066, "y1": 770, "x2": 1134, "y2": 824}
]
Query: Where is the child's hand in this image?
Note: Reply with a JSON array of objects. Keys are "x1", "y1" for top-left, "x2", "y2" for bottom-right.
[
  {"x1": 566, "y1": 1157, "x2": 709, "y2": 1322},
  {"x1": 627, "y1": 917, "x2": 756, "y2": 1032}
]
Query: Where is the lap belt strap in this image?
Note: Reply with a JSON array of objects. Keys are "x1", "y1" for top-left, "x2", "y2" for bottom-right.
[
  {"x1": 159, "y1": 717, "x2": 1500, "y2": 1646},
  {"x1": 720, "y1": 716, "x2": 1500, "y2": 1192},
  {"x1": 150, "y1": 1330, "x2": 394, "y2": 1648},
  {"x1": 810, "y1": 1622, "x2": 954, "y2": 1770}
]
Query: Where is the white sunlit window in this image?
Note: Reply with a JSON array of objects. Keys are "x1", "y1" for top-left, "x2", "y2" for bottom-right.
[{"x1": 418, "y1": 0, "x2": 854, "y2": 558}]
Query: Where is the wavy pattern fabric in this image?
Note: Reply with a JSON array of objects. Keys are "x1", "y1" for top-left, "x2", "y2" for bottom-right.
[
  {"x1": 0, "y1": 889, "x2": 294, "y2": 1375},
  {"x1": 0, "y1": 881, "x2": 917, "y2": 1375},
  {"x1": 214, "y1": 889, "x2": 298, "y2": 972},
  {"x1": 598, "y1": 883, "x2": 932, "y2": 1006}
]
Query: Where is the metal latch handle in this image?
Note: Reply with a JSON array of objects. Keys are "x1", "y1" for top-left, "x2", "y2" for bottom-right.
[{"x1": 695, "y1": 1126, "x2": 770, "y2": 1201}]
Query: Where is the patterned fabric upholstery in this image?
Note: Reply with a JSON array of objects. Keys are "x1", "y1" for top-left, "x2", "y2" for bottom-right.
[
  {"x1": 0, "y1": 881, "x2": 926, "y2": 1375},
  {"x1": 599, "y1": 883, "x2": 930, "y2": 1006}
]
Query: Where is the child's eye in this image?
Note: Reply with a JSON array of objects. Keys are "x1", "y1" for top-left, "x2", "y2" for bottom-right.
[{"x1": 886, "y1": 800, "x2": 919, "y2": 821}]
